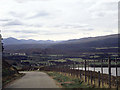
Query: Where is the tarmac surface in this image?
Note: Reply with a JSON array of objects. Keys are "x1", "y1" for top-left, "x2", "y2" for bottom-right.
[{"x1": 6, "y1": 71, "x2": 59, "y2": 88}]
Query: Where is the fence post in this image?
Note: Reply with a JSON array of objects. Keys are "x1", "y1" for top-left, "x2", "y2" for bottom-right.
[
  {"x1": 85, "y1": 60, "x2": 87, "y2": 82},
  {"x1": 88, "y1": 60, "x2": 89, "y2": 85},
  {"x1": 77, "y1": 64, "x2": 79, "y2": 78},
  {"x1": 101, "y1": 59, "x2": 103, "y2": 87},
  {"x1": 73, "y1": 63, "x2": 75, "y2": 77},
  {"x1": 116, "y1": 58, "x2": 118, "y2": 90},
  {"x1": 82, "y1": 60, "x2": 83, "y2": 70},
  {"x1": 98, "y1": 71, "x2": 100, "y2": 87},
  {"x1": 70, "y1": 64, "x2": 72, "y2": 76},
  {"x1": 72, "y1": 63, "x2": 74, "y2": 76},
  {"x1": 94, "y1": 58, "x2": 95, "y2": 85},
  {"x1": 65, "y1": 65, "x2": 66, "y2": 76},
  {"x1": 90, "y1": 71, "x2": 93, "y2": 85},
  {"x1": 88, "y1": 60, "x2": 89, "y2": 71},
  {"x1": 74, "y1": 62, "x2": 76, "y2": 77},
  {"x1": 108, "y1": 57, "x2": 111, "y2": 88}
]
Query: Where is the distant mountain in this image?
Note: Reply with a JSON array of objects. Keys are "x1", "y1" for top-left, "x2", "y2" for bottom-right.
[
  {"x1": 3, "y1": 34, "x2": 119, "y2": 54},
  {"x1": 3, "y1": 37, "x2": 20, "y2": 45},
  {"x1": 47, "y1": 34, "x2": 119, "y2": 54},
  {"x1": 62, "y1": 34, "x2": 118, "y2": 44},
  {"x1": 3, "y1": 37, "x2": 56, "y2": 45}
]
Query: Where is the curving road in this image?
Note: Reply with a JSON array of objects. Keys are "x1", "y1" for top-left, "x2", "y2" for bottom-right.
[{"x1": 6, "y1": 71, "x2": 59, "y2": 88}]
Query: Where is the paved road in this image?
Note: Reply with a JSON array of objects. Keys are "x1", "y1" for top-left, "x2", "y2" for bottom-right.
[{"x1": 6, "y1": 71, "x2": 59, "y2": 88}]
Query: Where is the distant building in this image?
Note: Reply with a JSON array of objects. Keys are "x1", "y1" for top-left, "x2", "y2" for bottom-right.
[{"x1": 10, "y1": 53, "x2": 26, "y2": 56}]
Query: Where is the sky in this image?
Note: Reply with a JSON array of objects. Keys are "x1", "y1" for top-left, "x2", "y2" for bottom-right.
[{"x1": 0, "y1": 0, "x2": 119, "y2": 41}]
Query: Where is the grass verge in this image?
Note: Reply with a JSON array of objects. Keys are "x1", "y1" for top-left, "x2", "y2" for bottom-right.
[{"x1": 47, "y1": 71, "x2": 93, "y2": 88}]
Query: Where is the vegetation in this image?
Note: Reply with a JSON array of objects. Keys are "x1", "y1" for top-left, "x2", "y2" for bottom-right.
[
  {"x1": 2, "y1": 60, "x2": 25, "y2": 87},
  {"x1": 4, "y1": 34, "x2": 119, "y2": 55},
  {"x1": 47, "y1": 71, "x2": 92, "y2": 88},
  {"x1": 2, "y1": 34, "x2": 120, "y2": 88}
]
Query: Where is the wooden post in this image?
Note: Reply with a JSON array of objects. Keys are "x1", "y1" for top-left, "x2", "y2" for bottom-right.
[
  {"x1": 82, "y1": 60, "x2": 83, "y2": 70},
  {"x1": 88, "y1": 60, "x2": 89, "y2": 71},
  {"x1": 85, "y1": 60, "x2": 87, "y2": 82},
  {"x1": 108, "y1": 57, "x2": 111, "y2": 88},
  {"x1": 101, "y1": 59, "x2": 103, "y2": 87},
  {"x1": 80, "y1": 70, "x2": 81, "y2": 79},
  {"x1": 77, "y1": 64, "x2": 79, "y2": 78},
  {"x1": 70, "y1": 64, "x2": 72, "y2": 76},
  {"x1": 88, "y1": 60, "x2": 89, "y2": 84},
  {"x1": 67, "y1": 64, "x2": 69, "y2": 74},
  {"x1": 98, "y1": 71, "x2": 100, "y2": 87},
  {"x1": 62, "y1": 65, "x2": 64, "y2": 72},
  {"x1": 64, "y1": 65, "x2": 66, "y2": 76},
  {"x1": 90, "y1": 71, "x2": 93, "y2": 85},
  {"x1": 73, "y1": 63, "x2": 74, "y2": 70},
  {"x1": 116, "y1": 58, "x2": 118, "y2": 90},
  {"x1": 78, "y1": 64, "x2": 81, "y2": 79},
  {"x1": 72, "y1": 63, "x2": 74, "y2": 76},
  {"x1": 72, "y1": 63, "x2": 75, "y2": 76},
  {"x1": 94, "y1": 57, "x2": 95, "y2": 85},
  {"x1": 74, "y1": 62, "x2": 76, "y2": 77}
]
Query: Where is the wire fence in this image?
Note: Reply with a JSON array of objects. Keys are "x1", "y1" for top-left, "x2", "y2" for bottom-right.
[{"x1": 41, "y1": 57, "x2": 120, "y2": 89}]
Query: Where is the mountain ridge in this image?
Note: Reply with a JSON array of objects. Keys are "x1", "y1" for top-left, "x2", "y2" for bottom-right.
[
  {"x1": 3, "y1": 37, "x2": 56, "y2": 45},
  {"x1": 3, "y1": 34, "x2": 118, "y2": 45},
  {"x1": 3, "y1": 34, "x2": 119, "y2": 54}
]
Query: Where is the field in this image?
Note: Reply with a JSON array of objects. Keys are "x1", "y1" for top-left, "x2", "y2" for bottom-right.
[{"x1": 3, "y1": 51, "x2": 120, "y2": 71}]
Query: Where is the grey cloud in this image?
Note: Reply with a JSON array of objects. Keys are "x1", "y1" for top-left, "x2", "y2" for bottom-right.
[
  {"x1": 92, "y1": 12, "x2": 106, "y2": 18},
  {"x1": 89, "y1": 1, "x2": 117, "y2": 18},
  {"x1": 18, "y1": 34, "x2": 37, "y2": 38},
  {"x1": 26, "y1": 24, "x2": 43, "y2": 27},
  {"x1": 4, "y1": 20, "x2": 23, "y2": 26},
  {"x1": 5, "y1": 29, "x2": 40, "y2": 34},
  {"x1": 15, "y1": 0, "x2": 52, "y2": 3},
  {"x1": 77, "y1": 28, "x2": 94, "y2": 31},
  {"x1": 53, "y1": 24, "x2": 94, "y2": 32},
  {"x1": 27, "y1": 11, "x2": 50, "y2": 19},
  {"x1": 96, "y1": 12, "x2": 105, "y2": 17},
  {"x1": 8, "y1": 29, "x2": 50, "y2": 34},
  {"x1": 104, "y1": 2, "x2": 117, "y2": 10},
  {"x1": 8, "y1": 29, "x2": 76, "y2": 35},
  {"x1": 104, "y1": 30, "x2": 114, "y2": 33},
  {"x1": 84, "y1": 28, "x2": 94, "y2": 31},
  {"x1": 0, "y1": 19, "x2": 12, "y2": 22},
  {"x1": 12, "y1": 30, "x2": 38, "y2": 34},
  {"x1": 3, "y1": 20, "x2": 43, "y2": 27},
  {"x1": 53, "y1": 24, "x2": 89, "y2": 29},
  {"x1": 9, "y1": 11, "x2": 26, "y2": 18},
  {"x1": 90, "y1": 1, "x2": 117, "y2": 11},
  {"x1": 40, "y1": 31, "x2": 77, "y2": 35}
]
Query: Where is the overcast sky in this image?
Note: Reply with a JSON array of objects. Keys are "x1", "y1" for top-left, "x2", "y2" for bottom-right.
[{"x1": 0, "y1": 0, "x2": 119, "y2": 40}]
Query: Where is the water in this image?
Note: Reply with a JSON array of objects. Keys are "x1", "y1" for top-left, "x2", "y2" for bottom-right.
[{"x1": 75, "y1": 67, "x2": 120, "y2": 76}]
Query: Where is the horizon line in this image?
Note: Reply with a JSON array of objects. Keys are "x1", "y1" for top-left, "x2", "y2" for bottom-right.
[{"x1": 2, "y1": 33, "x2": 119, "y2": 41}]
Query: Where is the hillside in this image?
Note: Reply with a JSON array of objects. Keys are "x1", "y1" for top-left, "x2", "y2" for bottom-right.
[
  {"x1": 2, "y1": 60, "x2": 18, "y2": 77},
  {"x1": 3, "y1": 37, "x2": 58, "y2": 45},
  {"x1": 3, "y1": 34, "x2": 119, "y2": 54},
  {"x1": 48, "y1": 34, "x2": 119, "y2": 54},
  {"x1": 2, "y1": 60, "x2": 19, "y2": 86}
]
